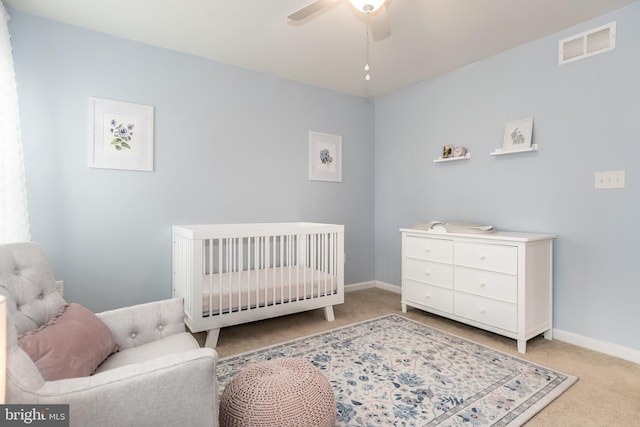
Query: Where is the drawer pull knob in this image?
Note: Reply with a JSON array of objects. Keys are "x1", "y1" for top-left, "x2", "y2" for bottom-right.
[
  {"x1": 480, "y1": 308, "x2": 486, "y2": 313},
  {"x1": 425, "y1": 248, "x2": 431, "y2": 253},
  {"x1": 425, "y1": 294, "x2": 431, "y2": 299},
  {"x1": 425, "y1": 271, "x2": 431, "y2": 276},
  {"x1": 479, "y1": 255, "x2": 486, "y2": 260},
  {"x1": 479, "y1": 281, "x2": 486, "y2": 287}
]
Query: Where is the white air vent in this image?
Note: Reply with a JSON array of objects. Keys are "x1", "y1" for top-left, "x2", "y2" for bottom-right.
[{"x1": 559, "y1": 22, "x2": 616, "y2": 65}]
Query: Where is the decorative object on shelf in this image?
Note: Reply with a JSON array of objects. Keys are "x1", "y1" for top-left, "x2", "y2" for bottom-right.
[
  {"x1": 502, "y1": 117, "x2": 533, "y2": 152},
  {"x1": 453, "y1": 146, "x2": 467, "y2": 157},
  {"x1": 308, "y1": 131, "x2": 342, "y2": 182},
  {"x1": 88, "y1": 97, "x2": 154, "y2": 171},
  {"x1": 411, "y1": 221, "x2": 496, "y2": 234},
  {"x1": 442, "y1": 145, "x2": 453, "y2": 159}
]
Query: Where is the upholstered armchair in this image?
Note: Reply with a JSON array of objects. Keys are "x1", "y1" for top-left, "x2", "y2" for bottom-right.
[{"x1": 0, "y1": 242, "x2": 218, "y2": 427}]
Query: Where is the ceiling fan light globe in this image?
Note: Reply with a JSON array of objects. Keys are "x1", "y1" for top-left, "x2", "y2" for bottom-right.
[{"x1": 348, "y1": 0, "x2": 386, "y2": 14}]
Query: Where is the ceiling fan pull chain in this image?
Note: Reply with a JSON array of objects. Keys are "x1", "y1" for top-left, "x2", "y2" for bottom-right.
[{"x1": 365, "y1": 16, "x2": 371, "y2": 81}]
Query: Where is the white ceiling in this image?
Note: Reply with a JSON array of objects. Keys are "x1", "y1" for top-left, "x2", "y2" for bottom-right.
[{"x1": 4, "y1": 0, "x2": 638, "y2": 98}]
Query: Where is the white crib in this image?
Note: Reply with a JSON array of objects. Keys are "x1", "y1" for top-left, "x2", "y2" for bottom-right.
[{"x1": 172, "y1": 222, "x2": 344, "y2": 348}]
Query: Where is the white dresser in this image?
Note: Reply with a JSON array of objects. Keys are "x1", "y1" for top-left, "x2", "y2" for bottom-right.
[{"x1": 400, "y1": 228, "x2": 555, "y2": 353}]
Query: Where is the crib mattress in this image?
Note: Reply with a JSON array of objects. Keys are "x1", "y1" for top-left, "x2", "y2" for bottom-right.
[{"x1": 201, "y1": 266, "x2": 337, "y2": 315}]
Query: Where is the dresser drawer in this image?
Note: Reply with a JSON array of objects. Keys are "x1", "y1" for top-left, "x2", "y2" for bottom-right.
[
  {"x1": 454, "y1": 242, "x2": 517, "y2": 274},
  {"x1": 406, "y1": 236, "x2": 453, "y2": 263},
  {"x1": 454, "y1": 267, "x2": 517, "y2": 303},
  {"x1": 454, "y1": 292, "x2": 517, "y2": 332},
  {"x1": 406, "y1": 259, "x2": 453, "y2": 288},
  {"x1": 405, "y1": 280, "x2": 453, "y2": 313}
]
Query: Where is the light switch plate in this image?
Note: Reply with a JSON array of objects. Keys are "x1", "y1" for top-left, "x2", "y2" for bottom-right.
[{"x1": 595, "y1": 170, "x2": 625, "y2": 189}]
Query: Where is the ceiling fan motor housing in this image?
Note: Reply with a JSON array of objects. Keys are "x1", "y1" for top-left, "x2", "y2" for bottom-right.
[{"x1": 348, "y1": 0, "x2": 386, "y2": 14}]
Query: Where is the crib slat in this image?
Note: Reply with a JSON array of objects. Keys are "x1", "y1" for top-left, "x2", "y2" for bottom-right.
[
  {"x1": 208, "y1": 239, "x2": 213, "y2": 315},
  {"x1": 303, "y1": 234, "x2": 308, "y2": 299},
  {"x1": 318, "y1": 233, "x2": 327, "y2": 296},
  {"x1": 312, "y1": 233, "x2": 317, "y2": 299},
  {"x1": 246, "y1": 237, "x2": 250, "y2": 311},
  {"x1": 298, "y1": 234, "x2": 302, "y2": 299},
  {"x1": 261, "y1": 236, "x2": 267, "y2": 308},
  {"x1": 332, "y1": 233, "x2": 336, "y2": 291},
  {"x1": 277, "y1": 235, "x2": 281, "y2": 304},
  {"x1": 288, "y1": 234, "x2": 293, "y2": 302},
  {"x1": 253, "y1": 236, "x2": 258, "y2": 311}
]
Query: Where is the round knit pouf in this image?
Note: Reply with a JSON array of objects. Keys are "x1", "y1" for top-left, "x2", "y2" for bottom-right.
[{"x1": 219, "y1": 358, "x2": 336, "y2": 427}]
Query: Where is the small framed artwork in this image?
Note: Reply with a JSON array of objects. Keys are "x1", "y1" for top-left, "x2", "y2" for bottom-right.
[
  {"x1": 442, "y1": 145, "x2": 454, "y2": 159},
  {"x1": 309, "y1": 131, "x2": 342, "y2": 182},
  {"x1": 503, "y1": 118, "x2": 533, "y2": 152},
  {"x1": 88, "y1": 97, "x2": 154, "y2": 171}
]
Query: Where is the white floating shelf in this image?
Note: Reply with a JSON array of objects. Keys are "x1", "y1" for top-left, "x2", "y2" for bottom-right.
[
  {"x1": 490, "y1": 144, "x2": 539, "y2": 156},
  {"x1": 433, "y1": 153, "x2": 471, "y2": 163}
]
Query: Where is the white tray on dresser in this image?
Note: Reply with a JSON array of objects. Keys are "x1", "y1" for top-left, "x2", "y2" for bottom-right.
[{"x1": 400, "y1": 227, "x2": 555, "y2": 353}]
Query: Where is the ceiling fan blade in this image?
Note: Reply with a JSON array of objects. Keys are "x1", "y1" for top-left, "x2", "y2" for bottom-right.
[
  {"x1": 369, "y1": 5, "x2": 391, "y2": 41},
  {"x1": 288, "y1": 0, "x2": 339, "y2": 21}
]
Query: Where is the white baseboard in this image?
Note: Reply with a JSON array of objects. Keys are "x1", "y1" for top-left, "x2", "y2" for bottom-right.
[
  {"x1": 344, "y1": 281, "x2": 400, "y2": 294},
  {"x1": 344, "y1": 281, "x2": 377, "y2": 293},
  {"x1": 553, "y1": 328, "x2": 640, "y2": 364},
  {"x1": 346, "y1": 281, "x2": 640, "y2": 364},
  {"x1": 372, "y1": 280, "x2": 401, "y2": 294}
]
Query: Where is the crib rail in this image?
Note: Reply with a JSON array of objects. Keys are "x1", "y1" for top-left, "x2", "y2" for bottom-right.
[{"x1": 172, "y1": 223, "x2": 344, "y2": 333}]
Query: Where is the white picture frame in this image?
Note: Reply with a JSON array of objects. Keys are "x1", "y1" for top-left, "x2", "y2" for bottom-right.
[
  {"x1": 309, "y1": 131, "x2": 342, "y2": 182},
  {"x1": 503, "y1": 118, "x2": 533, "y2": 152},
  {"x1": 89, "y1": 97, "x2": 154, "y2": 171}
]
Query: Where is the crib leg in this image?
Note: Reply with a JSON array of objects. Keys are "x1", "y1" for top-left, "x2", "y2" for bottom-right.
[
  {"x1": 324, "y1": 306, "x2": 335, "y2": 322},
  {"x1": 204, "y1": 329, "x2": 220, "y2": 349}
]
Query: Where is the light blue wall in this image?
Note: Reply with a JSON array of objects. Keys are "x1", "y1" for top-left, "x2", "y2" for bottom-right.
[
  {"x1": 374, "y1": 3, "x2": 640, "y2": 350},
  {"x1": 9, "y1": 10, "x2": 375, "y2": 312},
  {"x1": 9, "y1": 4, "x2": 640, "y2": 352}
]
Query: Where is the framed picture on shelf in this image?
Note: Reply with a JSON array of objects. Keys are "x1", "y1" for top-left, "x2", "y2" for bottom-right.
[
  {"x1": 442, "y1": 145, "x2": 454, "y2": 159},
  {"x1": 503, "y1": 118, "x2": 533, "y2": 152},
  {"x1": 88, "y1": 97, "x2": 154, "y2": 171},
  {"x1": 309, "y1": 131, "x2": 342, "y2": 182}
]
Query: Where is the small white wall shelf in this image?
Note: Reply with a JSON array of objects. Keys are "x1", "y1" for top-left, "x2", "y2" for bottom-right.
[
  {"x1": 433, "y1": 153, "x2": 471, "y2": 163},
  {"x1": 490, "y1": 144, "x2": 538, "y2": 156}
]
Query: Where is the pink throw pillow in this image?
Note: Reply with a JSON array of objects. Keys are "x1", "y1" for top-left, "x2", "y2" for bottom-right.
[{"x1": 18, "y1": 303, "x2": 118, "y2": 380}]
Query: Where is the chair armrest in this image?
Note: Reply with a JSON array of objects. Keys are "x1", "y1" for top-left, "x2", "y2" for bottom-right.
[
  {"x1": 20, "y1": 348, "x2": 218, "y2": 427},
  {"x1": 96, "y1": 298, "x2": 187, "y2": 350}
]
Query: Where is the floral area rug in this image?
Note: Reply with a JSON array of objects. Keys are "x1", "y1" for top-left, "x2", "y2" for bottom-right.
[{"x1": 217, "y1": 314, "x2": 577, "y2": 426}]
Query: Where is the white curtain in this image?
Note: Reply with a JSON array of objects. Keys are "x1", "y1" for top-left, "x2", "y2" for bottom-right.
[{"x1": 0, "y1": 2, "x2": 30, "y2": 244}]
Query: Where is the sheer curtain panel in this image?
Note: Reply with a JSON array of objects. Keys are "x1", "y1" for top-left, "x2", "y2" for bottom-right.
[{"x1": 0, "y1": 2, "x2": 30, "y2": 243}]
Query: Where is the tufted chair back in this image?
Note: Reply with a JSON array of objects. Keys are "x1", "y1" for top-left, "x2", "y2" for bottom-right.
[
  {"x1": 0, "y1": 242, "x2": 66, "y2": 336},
  {"x1": 0, "y1": 242, "x2": 68, "y2": 394}
]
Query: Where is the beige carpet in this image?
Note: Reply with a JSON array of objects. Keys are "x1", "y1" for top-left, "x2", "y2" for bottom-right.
[{"x1": 196, "y1": 287, "x2": 640, "y2": 426}]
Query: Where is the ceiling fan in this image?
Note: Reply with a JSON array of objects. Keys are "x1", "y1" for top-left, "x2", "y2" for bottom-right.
[{"x1": 288, "y1": 0, "x2": 391, "y2": 41}]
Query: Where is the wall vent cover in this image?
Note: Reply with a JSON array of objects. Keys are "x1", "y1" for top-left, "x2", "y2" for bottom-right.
[{"x1": 559, "y1": 22, "x2": 616, "y2": 65}]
